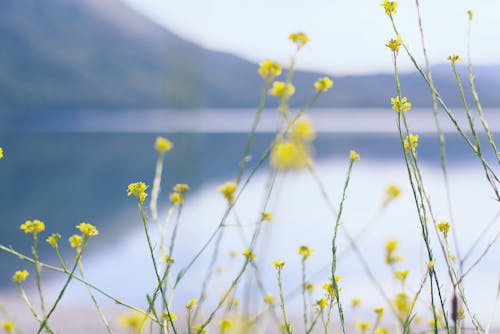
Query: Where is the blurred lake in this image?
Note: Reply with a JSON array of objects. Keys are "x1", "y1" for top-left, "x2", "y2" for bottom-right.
[{"x1": 0, "y1": 109, "x2": 498, "y2": 327}]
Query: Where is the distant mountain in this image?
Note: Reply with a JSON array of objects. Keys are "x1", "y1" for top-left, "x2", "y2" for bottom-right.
[{"x1": 0, "y1": 0, "x2": 498, "y2": 112}]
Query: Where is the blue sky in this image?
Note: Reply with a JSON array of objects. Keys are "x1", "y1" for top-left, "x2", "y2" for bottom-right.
[{"x1": 121, "y1": 0, "x2": 500, "y2": 75}]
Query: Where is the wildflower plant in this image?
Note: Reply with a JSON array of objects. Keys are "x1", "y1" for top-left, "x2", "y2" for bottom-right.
[{"x1": 0, "y1": 7, "x2": 498, "y2": 334}]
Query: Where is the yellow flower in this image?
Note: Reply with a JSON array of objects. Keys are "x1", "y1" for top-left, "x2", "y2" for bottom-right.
[
  {"x1": 173, "y1": 183, "x2": 190, "y2": 194},
  {"x1": 270, "y1": 140, "x2": 312, "y2": 170},
  {"x1": 394, "y1": 292, "x2": 410, "y2": 315},
  {"x1": 268, "y1": 81, "x2": 295, "y2": 98},
  {"x1": 448, "y1": 54, "x2": 461, "y2": 63},
  {"x1": 437, "y1": 221, "x2": 450, "y2": 237},
  {"x1": 356, "y1": 321, "x2": 372, "y2": 331},
  {"x1": 12, "y1": 270, "x2": 29, "y2": 284},
  {"x1": 258, "y1": 59, "x2": 282, "y2": 80},
  {"x1": 46, "y1": 233, "x2": 61, "y2": 248},
  {"x1": 0, "y1": 147, "x2": 3, "y2": 159},
  {"x1": 193, "y1": 324, "x2": 207, "y2": 334},
  {"x1": 1, "y1": 321, "x2": 15, "y2": 333},
  {"x1": 427, "y1": 260, "x2": 436, "y2": 269},
  {"x1": 351, "y1": 298, "x2": 362, "y2": 308},
  {"x1": 185, "y1": 297, "x2": 197, "y2": 309},
  {"x1": 155, "y1": 136, "x2": 173, "y2": 153},
  {"x1": 385, "y1": 239, "x2": 402, "y2": 264},
  {"x1": 298, "y1": 245, "x2": 313, "y2": 260},
  {"x1": 374, "y1": 307, "x2": 385, "y2": 320},
  {"x1": 263, "y1": 293, "x2": 275, "y2": 304},
  {"x1": 467, "y1": 10, "x2": 473, "y2": 20},
  {"x1": 290, "y1": 116, "x2": 316, "y2": 143},
  {"x1": 164, "y1": 254, "x2": 174, "y2": 265},
  {"x1": 272, "y1": 259, "x2": 285, "y2": 270},
  {"x1": 69, "y1": 234, "x2": 83, "y2": 248},
  {"x1": 219, "y1": 319, "x2": 233, "y2": 332},
  {"x1": 391, "y1": 96, "x2": 411, "y2": 113},
  {"x1": 376, "y1": 327, "x2": 390, "y2": 334},
  {"x1": 316, "y1": 298, "x2": 328, "y2": 310},
  {"x1": 386, "y1": 36, "x2": 403, "y2": 52},
  {"x1": 20, "y1": 219, "x2": 45, "y2": 235},
  {"x1": 119, "y1": 311, "x2": 147, "y2": 332},
  {"x1": 386, "y1": 184, "x2": 401, "y2": 199},
  {"x1": 169, "y1": 192, "x2": 183, "y2": 204},
  {"x1": 261, "y1": 212, "x2": 273, "y2": 222},
  {"x1": 380, "y1": 0, "x2": 398, "y2": 16},
  {"x1": 314, "y1": 77, "x2": 334, "y2": 92},
  {"x1": 403, "y1": 133, "x2": 419, "y2": 153},
  {"x1": 289, "y1": 32, "x2": 309, "y2": 48},
  {"x1": 349, "y1": 149, "x2": 360, "y2": 161},
  {"x1": 218, "y1": 181, "x2": 237, "y2": 204},
  {"x1": 386, "y1": 239, "x2": 398, "y2": 252},
  {"x1": 394, "y1": 269, "x2": 409, "y2": 282},
  {"x1": 127, "y1": 182, "x2": 148, "y2": 203},
  {"x1": 305, "y1": 282, "x2": 315, "y2": 293},
  {"x1": 242, "y1": 249, "x2": 256, "y2": 261},
  {"x1": 161, "y1": 312, "x2": 177, "y2": 321},
  {"x1": 76, "y1": 222, "x2": 99, "y2": 238}
]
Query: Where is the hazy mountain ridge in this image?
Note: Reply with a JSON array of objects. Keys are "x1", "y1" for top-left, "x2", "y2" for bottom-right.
[{"x1": 0, "y1": 0, "x2": 498, "y2": 112}]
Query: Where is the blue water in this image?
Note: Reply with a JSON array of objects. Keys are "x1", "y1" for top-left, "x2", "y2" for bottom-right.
[{"x1": 0, "y1": 109, "x2": 498, "y2": 329}]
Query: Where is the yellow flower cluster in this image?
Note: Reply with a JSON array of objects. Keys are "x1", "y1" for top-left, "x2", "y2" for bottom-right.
[
  {"x1": 467, "y1": 10, "x2": 473, "y2": 21},
  {"x1": 1, "y1": 321, "x2": 15, "y2": 333},
  {"x1": 394, "y1": 269, "x2": 409, "y2": 282},
  {"x1": 263, "y1": 293, "x2": 275, "y2": 305},
  {"x1": 261, "y1": 211, "x2": 272, "y2": 222},
  {"x1": 289, "y1": 32, "x2": 309, "y2": 48},
  {"x1": 351, "y1": 298, "x2": 362, "y2": 308},
  {"x1": 119, "y1": 311, "x2": 147, "y2": 332},
  {"x1": 356, "y1": 322, "x2": 372, "y2": 331},
  {"x1": 12, "y1": 270, "x2": 29, "y2": 284},
  {"x1": 272, "y1": 259, "x2": 285, "y2": 270},
  {"x1": 386, "y1": 36, "x2": 403, "y2": 52},
  {"x1": 69, "y1": 234, "x2": 83, "y2": 248},
  {"x1": 290, "y1": 116, "x2": 316, "y2": 142},
  {"x1": 76, "y1": 222, "x2": 99, "y2": 238},
  {"x1": 374, "y1": 307, "x2": 385, "y2": 320},
  {"x1": 391, "y1": 96, "x2": 411, "y2": 113},
  {"x1": 170, "y1": 183, "x2": 190, "y2": 205},
  {"x1": 162, "y1": 312, "x2": 177, "y2": 322},
  {"x1": 258, "y1": 59, "x2": 282, "y2": 81},
  {"x1": 155, "y1": 136, "x2": 173, "y2": 153},
  {"x1": 186, "y1": 298, "x2": 197, "y2": 309},
  {"x1": 298, "y1": 245, "x2": 313, "y2": 260},
  {"x1": 127, "y1": 182, "x2": 148, "y2": 203},
  {"x1": 218, "y1": 181, "x2": 237, "y2": 204},
  {"x1": 385, "y1": 239, "x2": 403, "y2": 264},
  {"x1": 46, "y1": 233, "x2": 61, "y2": 248},
  {"x1": 219, "y1": 319, "x2": 233, "y2": 332},
  {"x1": 314, "y1": 77, "x2": 334, "y2": 92},
  {"x1": 437, "y1": 221, "x2": 450, "y2": 237},
  {"x1": 20, "y1": 219, "x2": 45, "y2": 235},
  {"x1": 316, "y1": 297, "x2": 328, "y2": 310},
  {"x1": 386, "y1": 184, "x2": 401, "y2": 198},
  {"x1": 380, "y1": 0, "x2": 398, "y2": 16},
  {"x1": 349, "y1": 149, "x2": 360, "y2": 161},
  {"x1": 242, "y1": 249, "x2": 256, "y2": 261},
  {"x1": 0, "y1": 147, "x2": 3, "y2": 159},
  {"x1": 393, "y1": 292, "x2": 410, "y2": 315},
  {"x1": 448, "y1": 54, "x2": 461, "y2": 63},
  {"x1": 268, "y1": 81, "x2": 295, "y2": 98},
  {"x1": 271, "y1": 116, "x2": 316, "y2": 170},
  {"x1": 403, "y1": 133, "x2": 419, "y2": 153}
]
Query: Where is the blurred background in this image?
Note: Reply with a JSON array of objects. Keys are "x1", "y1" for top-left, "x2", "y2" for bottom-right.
[{"x1": 0, "y1": 0, "x2": 498, "y2": 332}]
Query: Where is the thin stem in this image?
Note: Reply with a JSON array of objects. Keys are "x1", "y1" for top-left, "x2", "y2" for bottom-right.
[{"x1": 78, "y1": 261, "x2": 114, "y2": 334}]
